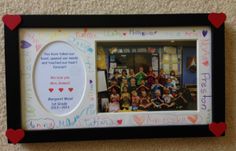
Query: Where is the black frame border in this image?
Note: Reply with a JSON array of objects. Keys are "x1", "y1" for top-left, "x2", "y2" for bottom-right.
[{"x1": 4, "y1": 14, "x2": 225, "y2": 143}]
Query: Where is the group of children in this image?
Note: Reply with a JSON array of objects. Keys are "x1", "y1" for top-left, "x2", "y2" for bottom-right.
[{"x1": 106, "y1": 66, "x2": 186, "y2": 112}]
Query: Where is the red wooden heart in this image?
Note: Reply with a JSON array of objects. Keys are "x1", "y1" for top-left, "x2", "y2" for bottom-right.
[
  {"x1": 208, "y1": 13, "x2": 226, "y2": 28},
  {"x1": 2, "y1": 14, "x2": 22, "y2": 31},
  {"x1": 5, "y1": 129, "x2": 25, "y2": 144},
  {"x1": 209, "y1": 122, "x2": 227, "y2": 137}
]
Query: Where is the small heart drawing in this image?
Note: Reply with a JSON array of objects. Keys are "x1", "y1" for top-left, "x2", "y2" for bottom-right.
[
  {"x1": 49, "y1": 88, "x2": 54, "y2": 92},
  {"x1": 87, "y1": 48, "x2": 93, "y2": 53},
  {"x1": 209, "y1": 122, "x2": 227, "y2": 137},
  {"x1": 20, "y1": 40, "x2": 32, "y2": 49},
  {"x1": 35, "y1": 44, "x2": 42, "y2": 52},
  {"x1": 5, "y1": 129, "x2": 25, "y2": 144},
  {"x1": 202, "y1": 30, "x2": 208, "y2": 37},
  {"x1": 208, "y1": 13, "x2": 226, "y2": 28},
  {"x1": 89, "y1": 80, "x2": 93, "y2": 84},
  {"x1": 133, "y1": 115, "x2": 145, "y2": 126},
  {"x1": 2, "y1": 14, "x2": 22, "y2": 30},
  {"x1": 187, "y1": 115, "x2": 198, "y2": 124},
  {"x1": 68, "y1": 88, "x2": 73, "y2": 92},
  {"x1": 117, "y1": 119, "x2": 123, "y2": 125},
  {"x1": 58, "y1": 88, "x2": 64, "y2": 92},
  {"x1": 202, "y1": 60, "x2": 209, "y2": 66},
  {"x1": 123, "y1": 33, "x2": 127, "y2": 36}
]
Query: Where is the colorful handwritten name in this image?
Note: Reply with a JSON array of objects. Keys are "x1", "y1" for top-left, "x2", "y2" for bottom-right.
[
  {"x1": 27, "y1": 118, "x2": 55, "y2": 129},
  {"x1": 58, "y1": 104, "x2": 95, "y2": 128},
  {"x1": 133, "y1": 114, "x2": 186, "y2": 126},
  {"x1": 200, "y1": 73, "x2": 211, "y2": 110},
  {"x1": 68, "y1": 37, "x2": 93, "y2": 53},
  {"x1": 75, "y1": 30, "x2": 96, "y2": 39},
  {"x1": 79, "y1": 116, "x2": 114, "y2": 127},
  {"x1": 129, "y1": 28, "x2": 157, "y2": 36}
]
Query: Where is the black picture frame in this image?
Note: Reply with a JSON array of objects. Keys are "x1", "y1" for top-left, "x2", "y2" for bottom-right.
[{"x1": 4, "y1": 14, "x2": 225, "y2": 143}]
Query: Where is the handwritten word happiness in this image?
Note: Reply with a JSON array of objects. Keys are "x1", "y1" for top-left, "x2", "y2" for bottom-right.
[{"x1": 103, "y1": 29, "x2": 157, "y2": 37}]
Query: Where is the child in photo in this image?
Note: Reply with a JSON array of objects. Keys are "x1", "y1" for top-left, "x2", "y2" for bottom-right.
[
  {"x1": 151, "y1": 90, "x2": 164, "y2": 109},
  {"x1": 131, "y1": 90, "x2": 140, "y2": 111},
  {"x1": 147, "y1": 66, "x2": 156, "y2": 77},
  {"x1": 135, "y1": 66, "x2": 147, "y2": 86},
  {"x1": 109, "y1": 87, "x2": 121, "y2": 112},
  {"x1": 169, "y1": 70, "x2": 178, "y2": 96},
  {"x1": 128, "y1": 69, "x2": 136, "y2": 85},
  {"x1": 170, "y1": 70, "x2": 178, "y2": 86},
  {"x1": 121, "y1": 78, "x2": 129, "y2": 92},
  {"x1": 146, "y1": 66, "x2": 156, "y2": 88},
  {"x1": 139, "y1": 90, "x2": 152, "y2": 110},
  {"x1": 108, "y1": 79, "x2": 121, "y2": 94},
  {"x1": 121, "y1": 69, "x2": 128, "y2": 80},
  {"x1": 128, "y1": 69, "x2": 136, "y2": 79},
  {"x1": 157, "y1": 69, "x2": 166, "y2": 85},
  {"x1": 120, "y1": 86, "x2": 131, "y2": 110},
  {"x1": 173, "y1": 91, "x2": 188, "y2": 109},
  {"x1": 161, "y1": 88, "x2": 175, "y2": 109},
  {"x1": 170, "y1": 70, "x2": 178, "y2": 84},
  {"x1": 111, "y1": 70, "x2": 121, "y2": 85},
  {"x1": 165, "y1": 78, "x2": 176, "y2": 94},
  {"x1": 151, "y1": 78, "x2": 164, "y2": 98},
  {"x1": 136, "y1": 79, "x2": 149, "y2": 95},
  {"x1": 128, "y1": 77, "x2": 137, "y2": 93}
]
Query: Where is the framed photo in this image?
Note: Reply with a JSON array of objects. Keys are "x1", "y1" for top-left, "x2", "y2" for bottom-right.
[{"x1": 4, "y1": 14, "x2": 225, "y2": 143}]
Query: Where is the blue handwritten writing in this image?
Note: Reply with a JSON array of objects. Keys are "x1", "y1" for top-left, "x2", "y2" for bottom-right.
[
  {"x1": 27, "y1": 118, "x2": 55, "y2": 129},
  {"x1": 200, "y1": 73, "x2": 211, "y2": 110},
  {"x1": 57, "y1": 104, "x2": 95, "y2": 128}
]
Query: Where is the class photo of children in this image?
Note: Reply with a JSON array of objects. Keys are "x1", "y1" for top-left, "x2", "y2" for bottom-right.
[{"x1": 97, "y1": 41, "x2": 197, "y2": 113}]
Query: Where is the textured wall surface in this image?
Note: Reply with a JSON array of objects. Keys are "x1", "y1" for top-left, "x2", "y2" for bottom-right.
[{"x1": 0, "y1": 0, "x2": 236, "y2": 151}]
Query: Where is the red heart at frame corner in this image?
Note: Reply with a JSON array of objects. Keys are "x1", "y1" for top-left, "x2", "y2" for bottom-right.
[
  {"x1": 209, "y1": 122, "x2": 227, "y2": 137},
  {"x1": 5, "y1": 129, "x2": 25, "y2": 144},
  {"x1": 2, "y1": 14, "x2": 22, "y2": 31},
  {"x1": 208, "y1": 13, "x2": 226, "y2": 28}
]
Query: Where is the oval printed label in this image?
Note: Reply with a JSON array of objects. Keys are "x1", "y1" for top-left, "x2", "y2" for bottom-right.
[{"x1": 33, "y1": 41, "x2": 86, "y2": 115}]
